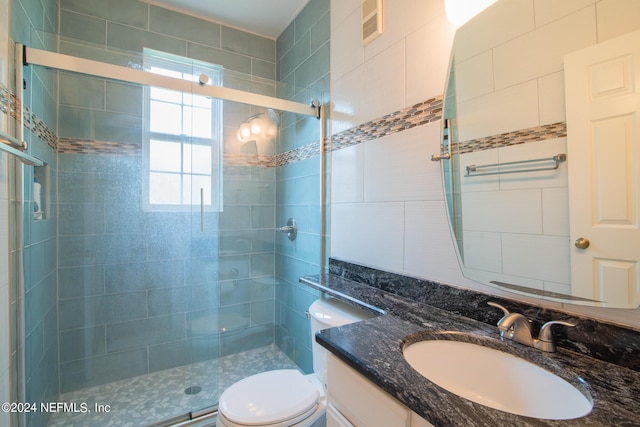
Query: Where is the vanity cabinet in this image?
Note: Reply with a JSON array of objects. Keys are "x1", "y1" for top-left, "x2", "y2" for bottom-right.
[{"x1": 326, "y1": 353, "x2": 434, "y2": 427}]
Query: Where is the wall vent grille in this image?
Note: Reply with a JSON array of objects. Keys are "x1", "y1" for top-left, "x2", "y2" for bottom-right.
[{"x1": 362, "y1": 0, "x2": 383, "y2": 45}]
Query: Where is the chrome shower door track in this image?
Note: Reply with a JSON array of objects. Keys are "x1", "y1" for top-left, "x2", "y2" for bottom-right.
[{"x1": 21, "y1": 45, "x2": 319, "y2": 118}]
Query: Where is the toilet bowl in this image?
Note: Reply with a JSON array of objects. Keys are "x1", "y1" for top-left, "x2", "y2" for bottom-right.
[{"x1": 217, "y1": 297, "x2": 374, "y2": 427}]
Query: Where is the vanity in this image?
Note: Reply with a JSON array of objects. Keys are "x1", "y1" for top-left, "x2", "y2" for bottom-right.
[{"x1": 301, "y1": 261, "x2": 640, "y2": 426}]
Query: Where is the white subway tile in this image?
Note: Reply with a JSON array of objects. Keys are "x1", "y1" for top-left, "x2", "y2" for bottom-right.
[
  {"x1": 330, "y1": 0, "x2": 360, "y2": 28},
  {"x1": 364, "y1": 123, "x2": 443, "y2": 202},
  {"x1": 462, "y1": 189, "x2": 542, "y2": 234},
  {"x1": 534, "y1": 0, "x2": 596, "y2": 28},
  {"x1": 406, "y1": 16, "x2": 457, "y2": 105},
  {"x1": 457, "y1": 80, "x2": 540, "y2": 141},
  {"x1": 404, "y1": 201, "x2": 471, "y2": 285},
  {"x1": 462, "y1": 230, "x2": 502, "y2": 272},
  {"x1": 454, "y1": 0, "x2": 535, "y2": 62},
  {"x1": 493, "y1": 6, "x2": 596, "y2": 90},
  {"x1": 331, "y1": 144, "x2": 364, "y2": 203},
  {"x1": 538, "y1": 71, "x2": 566, "y2": 125},
  {"x1": 502, "y1": 233, "x2": 571, "y2": 284},
  {"x1": 330, "y1": 4, "x2": 365, "y2": 81},
  {"x1": 596, "y1": 0, "x2": 640, "y2": 42},
  {"x1": 361, "y1": 40, "x2": 406, "y2": 123},
  {"x1": 454, "y1": 50, "x2": 494, "y2": 103},
  {"x1": 542, "y1": 187, "x2": 569, "y2": 236},
  {"x1": 331, "y1": 66, "x2": 365, "y2": 135},
  {"x1": 331, "y1": 202, "x2": 405, "y2": 273}
]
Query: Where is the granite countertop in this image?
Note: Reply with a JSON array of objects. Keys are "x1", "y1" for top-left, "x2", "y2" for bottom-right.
[{"x1": 301, "y1": 274, "x2": 640, "y2": 426}]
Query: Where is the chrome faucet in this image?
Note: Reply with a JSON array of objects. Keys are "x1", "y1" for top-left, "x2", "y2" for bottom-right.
[{"x1": 488, "y1": 302, "x2": 575, "y2": 352}]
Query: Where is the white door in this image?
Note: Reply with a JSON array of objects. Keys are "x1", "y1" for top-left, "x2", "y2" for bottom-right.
[{"x1": 565, "y1": 29, "x2": 640, "y2": 308}]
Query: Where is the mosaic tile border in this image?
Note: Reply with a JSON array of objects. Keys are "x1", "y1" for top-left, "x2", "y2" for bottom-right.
[
  {"x1": 331, "y1": 96, "x2": 444, "y2": 152},
  {"x1": 453, "y1": 121, "x2": 567, "y2": 155},
  {"x1": 2, "y1": 82, "x2": 59, "y2": 151},
  {"x1": 58, "y1": 138, "x2": 141, "y2": 156}
]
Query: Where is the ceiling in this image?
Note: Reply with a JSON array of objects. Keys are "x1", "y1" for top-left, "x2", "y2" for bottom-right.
[{"x1": 141, "y1": 0, "x2": 311, "y2": 39}]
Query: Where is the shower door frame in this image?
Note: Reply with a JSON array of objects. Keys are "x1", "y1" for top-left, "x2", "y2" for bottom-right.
[{"x1": 22, "y1": 46, "x2": 319, "y2": 118}]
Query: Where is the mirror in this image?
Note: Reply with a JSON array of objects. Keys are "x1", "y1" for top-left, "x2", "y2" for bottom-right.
[{"x1": 441, "y1": 0, "x2": 640, "y2": 308}]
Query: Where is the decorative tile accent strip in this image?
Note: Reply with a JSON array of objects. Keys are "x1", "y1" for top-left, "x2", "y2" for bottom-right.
[
  {"x1": 330, "y1": 96, "x2": 444, "y2": 152},
  {"x1": 275, "y1": 141, "x2": 321, "y2": 167},
  {"x1": 0, "y1": 84, "x2": 9, "y2": 116},
  {"x1": 453, "y1": 121, "x2": 567, "y2": 155},
  {"x1": 24, "y1": 111, "x2": 59, "y2": 151},
  {"x1": 2, "y1": 83, "x2": 59, "y2": 151},
  {"x1": 58, "y1": 138, "x2": 141, "y2": 156},
  {"x1": 4, "y1": 83, "x2": 445, "y2": 168},
  {"x1": 224, "y1": 152, "x2": 276, "y2": 167}
]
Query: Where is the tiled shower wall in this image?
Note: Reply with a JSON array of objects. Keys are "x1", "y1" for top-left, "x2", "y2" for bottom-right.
[
  {"x1": 54, "y1": 0, "x2": 285, "y2": 393},
  {"x1": 10, "y1": 0, "x2": 59, "y2": 426},
  {"x1": 274, "y1": 0, "x2": 329, "y2": 373}
]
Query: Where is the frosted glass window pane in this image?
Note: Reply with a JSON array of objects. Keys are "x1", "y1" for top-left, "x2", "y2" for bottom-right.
[
  {"x1": 150, "y1": 87, "x2": 182, "y2": 103},
  {"x1": 182, "y1": 144, "x2": 212, "y2": 174},
  {"x1": 150, "y1": 140, "x2": 181, "y2": 172},
  {"x1": 149, "y1": 66, "x2": 181, "y2": 79},
  {"x1": 190, "y1": 107, "x2": 212, "y2": 138},
  {"x1": 181, "y1": 175, "x2": 192, "y2": 204},
  {"x1": 150, "y1": 101, "x2": 182, "y2": 134},
  {"x1": 191, "y1": 145, "x2": 212, "y2": 174},
  {"x1": 149, "y1": 172, "x2": 181, "y2": 204},
  {"x1": 193, "y1": 94, "x2": 210, "y2": 108},
  {"x1": 182, "y1": 144, "x2": 192, "y2": 173}
]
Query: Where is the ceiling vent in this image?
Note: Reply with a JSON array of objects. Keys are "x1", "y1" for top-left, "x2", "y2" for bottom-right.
[{"x1": 361, "y1": 0, "x2": 383, "y2": 45}]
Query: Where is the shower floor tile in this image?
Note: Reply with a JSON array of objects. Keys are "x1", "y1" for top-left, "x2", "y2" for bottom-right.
[{"x1": 48, "y1": 344, "x2": 299, "y2": 427}]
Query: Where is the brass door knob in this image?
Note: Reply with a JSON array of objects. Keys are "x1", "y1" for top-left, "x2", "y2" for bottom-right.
[{"x1": 575, "y1": 237, "x2": 590, "y2": 249}]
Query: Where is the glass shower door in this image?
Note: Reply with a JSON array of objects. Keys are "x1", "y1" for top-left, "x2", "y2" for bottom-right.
[{"x1": 20, "y1": 38, "x2": 321, "y2": 426}]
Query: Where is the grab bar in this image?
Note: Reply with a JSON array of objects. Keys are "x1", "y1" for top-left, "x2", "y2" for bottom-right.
[
  {"x1": 465, "y1": 153, "x2": 566, "y2": 177},
  {"x1": 0, "y1": 130, "x2": 45, "y2": 166}
]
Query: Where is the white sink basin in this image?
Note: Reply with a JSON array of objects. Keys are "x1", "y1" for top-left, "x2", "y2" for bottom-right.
[{"x1": 403, "y1": 339, "x2": 593, "y2": 420}]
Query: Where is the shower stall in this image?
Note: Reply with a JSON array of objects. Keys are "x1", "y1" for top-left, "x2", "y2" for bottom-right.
[{"x1": 8, "y1": 32, "x2": 328, "y2": 427}]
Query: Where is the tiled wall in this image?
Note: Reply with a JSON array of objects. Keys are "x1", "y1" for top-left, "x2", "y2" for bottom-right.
[
  {"x1": 55, "y1": 0, "x2": 284, "y2": 392},
  {"x1": 274, "y1": 0, "x2": 329, "y2": 373},
  {"x1": 329, "y1": 0, "x2": 640, "y2": 328},
  {"x1": 58, "y1": 0, "x2": 275, "y2": 79},
  {"x1": 10, "y1": 1, "x2": 59, "y2": 426}
]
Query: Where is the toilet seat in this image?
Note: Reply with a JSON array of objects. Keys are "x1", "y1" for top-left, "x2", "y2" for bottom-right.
[{"x1": 218, "y1": 370, "x2": 321, "y2": 427}]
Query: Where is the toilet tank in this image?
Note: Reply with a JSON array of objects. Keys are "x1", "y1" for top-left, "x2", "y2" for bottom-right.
[{"x1": 308, "y1": 298, "x2": 374, "y2": 386}]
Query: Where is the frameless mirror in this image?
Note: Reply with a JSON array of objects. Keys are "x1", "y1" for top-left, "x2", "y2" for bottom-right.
[{"x1": 440, "y1": 0, "x2": 640, "y2": 308}]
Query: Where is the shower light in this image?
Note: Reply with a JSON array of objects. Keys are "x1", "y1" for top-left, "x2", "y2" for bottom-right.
[
  {"x1": 445, "y1": 0, "x2": 497, "y2": 27},
  {"x1": 239, "y1": 123, "x2": 251, "y2": 141},
  {"x1": 236, "y1": 111, "x2": 281, "y2": 144},
  {"x1": 250, "y1": 117, "x2": 264, "y2": 135}
]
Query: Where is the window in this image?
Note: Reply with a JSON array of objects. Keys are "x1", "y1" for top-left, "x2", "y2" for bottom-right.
[{"x1": 143, "y1": 49, "x2": 223, "y2": 211}]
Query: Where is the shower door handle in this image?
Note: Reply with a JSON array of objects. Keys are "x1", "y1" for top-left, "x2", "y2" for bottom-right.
[{"x1": 200, "y1": 188, "x2": 204, "y2": 232}]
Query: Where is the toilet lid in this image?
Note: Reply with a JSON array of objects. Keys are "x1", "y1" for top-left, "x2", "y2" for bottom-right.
[{"x1": 219, "y1": 370, "x2": 320, "y2": 426}]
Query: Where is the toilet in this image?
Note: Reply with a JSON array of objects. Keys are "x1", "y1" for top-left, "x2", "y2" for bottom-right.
[{"x1": 217, "y1": 297, "x2": 374, "y2": 427}]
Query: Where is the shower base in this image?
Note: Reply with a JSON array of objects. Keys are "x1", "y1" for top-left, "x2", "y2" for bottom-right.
[{"x1": 48, "y1": 344, "x2": 298, "y2": 427}]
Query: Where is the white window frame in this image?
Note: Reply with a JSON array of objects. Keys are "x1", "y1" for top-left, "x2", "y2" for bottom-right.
[{"x1": 142, "y1": 49, "x2": 223, "y2": 212}]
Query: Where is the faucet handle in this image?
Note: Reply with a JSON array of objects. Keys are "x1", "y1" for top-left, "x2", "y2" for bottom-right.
[
  {"x1": 538, "y1": 320, "x2": 576, "y2": 342},
  {"x1": 536, "y1": 320, "x2": 576, "y2": 352},
  {"x1": 487, "y1": 301, "x2": 510, "y2": 318}
]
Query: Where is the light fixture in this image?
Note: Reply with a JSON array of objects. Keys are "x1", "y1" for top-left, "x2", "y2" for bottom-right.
[
  {"x1": 249, "y1": 117, "x2": 263, "y2": 135},
  {"x1": 445, "y1": 0, "x2": 497, "y2": 27},
  {"x1": 236, "y1": 109, "x2": 280, "y2": 144},
  {"x1": 238, "y1": 122, "x2": 251, "y2": 141}
]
